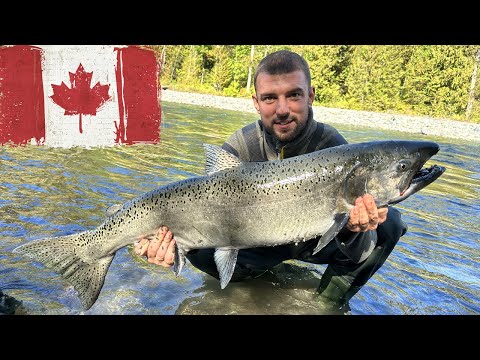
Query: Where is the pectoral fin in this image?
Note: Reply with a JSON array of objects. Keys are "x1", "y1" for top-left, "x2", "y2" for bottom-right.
[
  {"x1": 313, "y1": 213, "x2": 350, "y2": 255},
  {"x1": 214, "y1": 248, "x2": 239, "y2": 289}
]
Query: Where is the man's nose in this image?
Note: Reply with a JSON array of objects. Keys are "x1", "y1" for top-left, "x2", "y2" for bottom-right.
[{"x1": 276, "y1": 97, "x2": 289, "y2": 118}]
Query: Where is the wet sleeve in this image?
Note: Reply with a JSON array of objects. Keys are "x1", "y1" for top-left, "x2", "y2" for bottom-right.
[
  {"x1": 336, "y1": 206, "x2": 408, "y2": 264},
  {"x1": 334, "y1": 230, "x2": 377, "y2": 264}
]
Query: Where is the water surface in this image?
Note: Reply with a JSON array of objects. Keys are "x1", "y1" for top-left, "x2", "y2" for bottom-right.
[{"x1": 1, "y1": 101, "x2": 478, "y2": 315}]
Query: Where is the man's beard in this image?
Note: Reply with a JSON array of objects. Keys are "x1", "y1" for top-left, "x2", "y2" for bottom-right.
[
  {"x1": 264, "y1": 107, "x2": 312, "y2": 144},
  {"x1": 271, "y1": 114, "x2": 309, "y2": 143},
  {"x1": 272, "y1": 119, "x2": 300, "y2": 142}
]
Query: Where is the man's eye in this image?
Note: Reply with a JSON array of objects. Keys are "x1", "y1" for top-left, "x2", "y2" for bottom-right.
[{"x1": 263, "y1": 97, "x2": 274, "y2": 103}]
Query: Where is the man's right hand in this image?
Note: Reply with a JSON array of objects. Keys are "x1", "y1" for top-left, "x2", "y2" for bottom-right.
[{"x1": 134, "y1": 226, "x2": 176, "y2": 268}]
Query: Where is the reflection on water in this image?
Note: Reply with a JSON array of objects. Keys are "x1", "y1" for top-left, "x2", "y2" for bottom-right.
[{"x1": 1, "y1": 101, "x2": 479, "y2": 315}]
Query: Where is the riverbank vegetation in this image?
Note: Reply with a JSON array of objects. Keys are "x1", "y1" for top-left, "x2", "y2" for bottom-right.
[{"x1": 147, "y1": 45, "x2": 480, "y2": 123}]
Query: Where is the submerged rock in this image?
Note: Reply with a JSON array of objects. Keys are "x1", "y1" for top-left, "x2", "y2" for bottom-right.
[{"x1": 0, "y1": 290, "x2": 26, "y2": 315}]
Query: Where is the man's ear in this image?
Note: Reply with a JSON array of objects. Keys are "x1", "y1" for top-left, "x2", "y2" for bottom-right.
[
  {"x1": 252, "y1": 94, "x2": 260, "y2": 113},
  {"x1": 309, "y1": 86, "x2": 315, "y2": 105}
]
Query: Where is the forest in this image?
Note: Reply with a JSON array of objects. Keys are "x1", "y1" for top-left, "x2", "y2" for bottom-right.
[{"x1": 148, "y1": 45, "x2": 480, "y2": 123}]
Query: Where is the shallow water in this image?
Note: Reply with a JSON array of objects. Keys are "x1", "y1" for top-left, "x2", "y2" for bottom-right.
[{"x1": 1, "y1": 101, "x2": 479, "y2": 315}]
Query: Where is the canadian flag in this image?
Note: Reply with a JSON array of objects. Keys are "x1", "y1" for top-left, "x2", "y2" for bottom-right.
[{"x1": 0, "y1": 45, "x2": 161, "y2": 147}]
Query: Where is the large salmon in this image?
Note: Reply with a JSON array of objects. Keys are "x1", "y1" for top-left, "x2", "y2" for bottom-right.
[{"x1": 14, "y1": 140, "x2": 445, "y2": 310}]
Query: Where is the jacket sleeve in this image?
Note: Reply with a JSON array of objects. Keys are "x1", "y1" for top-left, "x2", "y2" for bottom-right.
[
  {"x1": 221, "y1": 122, "x2": 261, "y2": 162},
  {"x1": 333, "y1": 207, "x2": 408, "y2": 264},
  {"x1": 334, "y1": 230, "x2": 377, "y2": 264}
]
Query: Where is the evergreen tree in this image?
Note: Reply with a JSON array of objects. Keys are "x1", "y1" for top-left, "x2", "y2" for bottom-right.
[
  {"x1": 403, "y1": 46, "x2": 473, "y2": 118},
  {"x1": 208, "y1": 46, "x2": 233, "y2": 93},
  {"x1": 345, "y1": 45, "x2": 405, "y2": 111},
  {"x1": 176, "y1": 46, "x2": 202, "y2": 86},
  {"x1": 150, "y1": 44, "x2": 480, "y2": 122}
]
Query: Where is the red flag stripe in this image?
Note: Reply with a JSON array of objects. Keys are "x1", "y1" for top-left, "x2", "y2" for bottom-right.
[
  {"x1": 0, "y1": 45, "x2": 45, "y2": 145},
  {"x1": 116, "y1": 46, "x2": 161, "y2": 145}
]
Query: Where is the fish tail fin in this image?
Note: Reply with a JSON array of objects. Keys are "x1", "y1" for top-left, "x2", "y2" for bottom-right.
[{"x1": 13, "y1": 233, "x2": 114, "y2": 310}]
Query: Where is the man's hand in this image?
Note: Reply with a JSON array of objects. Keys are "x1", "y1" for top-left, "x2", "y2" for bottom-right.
[
  {"x1": 346, "y1": 194, "x2": 388, "y2": 232},
  {"x1": 134, "y1": 226, "x2": 176, "y2": 267}
]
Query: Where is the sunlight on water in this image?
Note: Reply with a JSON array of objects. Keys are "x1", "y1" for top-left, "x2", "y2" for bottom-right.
[{"x1": 1, "y1": 101, "x2": 479, "y2": 315}]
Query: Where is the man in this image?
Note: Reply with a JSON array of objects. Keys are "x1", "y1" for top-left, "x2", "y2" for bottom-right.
[{"x1": 134, "y1": 50, "x2": 407, "y2": 312}]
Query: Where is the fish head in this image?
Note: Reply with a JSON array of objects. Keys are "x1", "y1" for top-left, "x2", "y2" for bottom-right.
[{"x1": 343, "y1": 140, "x2": 446, "y2": 207}]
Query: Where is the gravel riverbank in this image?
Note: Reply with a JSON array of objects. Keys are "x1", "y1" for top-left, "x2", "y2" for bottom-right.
[{"x1": 161, "y1": 89, "x2": 480, "y2": 143}]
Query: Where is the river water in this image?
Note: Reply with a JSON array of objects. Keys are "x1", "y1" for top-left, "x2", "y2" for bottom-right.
[{"x1": 1, "y1": 101, "x2": 478, "y2": 315}]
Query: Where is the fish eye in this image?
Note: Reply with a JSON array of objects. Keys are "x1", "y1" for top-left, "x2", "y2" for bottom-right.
[{"x1": 397, "y1": 160, "x2": 411, "y2": 172}]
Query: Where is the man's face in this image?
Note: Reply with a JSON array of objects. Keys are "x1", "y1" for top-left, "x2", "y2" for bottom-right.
[{"x1": 253, "y1": 70, "x2": 315, "y2": 143}]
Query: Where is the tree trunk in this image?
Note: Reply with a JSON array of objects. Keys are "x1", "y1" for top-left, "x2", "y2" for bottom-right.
[
  {"x1": 246, "y1": 45, "x2": 255, "y2": 93},
  {"x1": 169, "y1": 46, "x2": 182, "y2": 83},
  {"x1": 160, "y1": 45, "x2": 167, "y2": 75},
  {"x1": 188, "y1": 45, "x2": 195, "y2": 80},
  {"x1": 466, "y1": 48, "x2": 480, "y2": 119}
]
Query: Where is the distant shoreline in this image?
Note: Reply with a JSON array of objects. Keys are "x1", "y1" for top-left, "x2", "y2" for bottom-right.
[{"x1": 161, "y1": 89, "x2": 480, "y2": 143}]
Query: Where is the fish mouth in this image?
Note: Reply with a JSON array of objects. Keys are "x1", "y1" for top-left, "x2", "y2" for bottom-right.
[{"x1": 389, "y1": 164, "x2": 446, "y2": 205}]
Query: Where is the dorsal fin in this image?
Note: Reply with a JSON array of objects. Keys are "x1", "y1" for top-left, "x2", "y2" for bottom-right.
[
  {"x1": 204, "y1": 144, "x2": 242, "y2": 175},
  {"x1": 105, "y1": 204, "x2": 123, "y2": 217}
]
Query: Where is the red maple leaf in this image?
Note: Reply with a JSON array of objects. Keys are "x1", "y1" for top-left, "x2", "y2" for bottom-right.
[{"x1": 50, "y1": 63, "x2": 111, "y2": 133}]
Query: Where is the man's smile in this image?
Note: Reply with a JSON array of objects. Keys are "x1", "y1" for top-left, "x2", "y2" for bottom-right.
[{"x1": 274, "y1": 119, "x2": 295, "y2": 129}]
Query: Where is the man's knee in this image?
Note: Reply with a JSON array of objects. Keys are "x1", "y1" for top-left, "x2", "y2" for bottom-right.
[
  {"x1": 377, "y1": 207, "x2": 407, "y2": 249},
  {"x1": 186, "y1": 249, "x2": 220, "y2": 279}
]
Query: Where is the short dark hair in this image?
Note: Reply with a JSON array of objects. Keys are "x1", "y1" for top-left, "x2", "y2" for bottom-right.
[{"x1": 254, "y1": 50, "x2": 311, "y2": 91}]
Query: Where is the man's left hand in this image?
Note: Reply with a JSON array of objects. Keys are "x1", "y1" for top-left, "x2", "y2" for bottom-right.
[{"x1": 346, "y1": 194, "x2": 388, "y2": 232}]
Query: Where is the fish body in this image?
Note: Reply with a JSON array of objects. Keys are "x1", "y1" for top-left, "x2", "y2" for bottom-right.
[{"x1": 14, "y1": 140, "x2": 445, "y2": 310}]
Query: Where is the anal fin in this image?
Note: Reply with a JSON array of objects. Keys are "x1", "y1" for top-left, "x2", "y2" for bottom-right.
[{"x1": 214, "y1": 248, "x2": 239, "y2": 289}]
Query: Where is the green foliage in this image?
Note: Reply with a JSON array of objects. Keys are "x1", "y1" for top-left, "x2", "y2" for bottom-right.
[
  {"x1": 403, "y1": 46, "x2": 473, "y2": 118},
  {"x1": 292, "y1": 45, "x2": 345, "y2": 104},
  {"x1": 230, "y1": 45, "x2": 253, "y2": 91},
  {"x1": 151, "y1": 45, "x2": 480, "y2": 123},
  {"x1": 208, "y1": 46, "x2": 233, "y2": 92},
  {"x1": 345, "y1": 46, "x2": 406, "y2": 111},
  {"x1": 176, "y1": 46, "x2": 202, "y2": 86}
]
